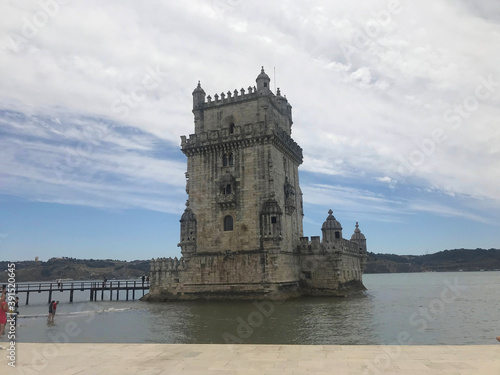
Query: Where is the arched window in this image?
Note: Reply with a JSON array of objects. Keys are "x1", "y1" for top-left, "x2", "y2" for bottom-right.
[
  {"x1": 229, "y1": 123, "x2": 235, "y2": 134},
  {"x1": 223, "y1": 155, "x2": 228, "y2": 166},
  {"x1": 229, "y1": 153, "x2": 234, "y2": 166},
  {"x1": 335, "y1": 231, "x2": 340, "y2": 239},
  {"x1": 224, "y1": 215, "x2": 233, "y2": 231},
  {"x1": 225, "y1": 184, "x2": 231, "y2": 194}
]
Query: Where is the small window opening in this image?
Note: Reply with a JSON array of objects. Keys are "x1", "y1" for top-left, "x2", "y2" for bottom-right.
[
  {"x1": 223, "y1": 155, "x2": 228, "y2": 166},
  {"x1": 229, "y1": 153, "x2": 234, "y2": 166},
  {"x1": 264, "y1": 82, "x2": 267, "y2": 87},
  {"x1": 229, "y1": 123, "x2": 235, "y2": 134},
  {"x1": 224, "y1": 215, "x2": 233, "y2": 231},
  {"x1": 271, "y1": 216, "x2": 277, "y2": 224},
  {"x1": 335, "y1": 232, "x2": 340, "y2": 239},
  {"x1": 225, "y1": 184, "x2": 231, "y2": 195}
]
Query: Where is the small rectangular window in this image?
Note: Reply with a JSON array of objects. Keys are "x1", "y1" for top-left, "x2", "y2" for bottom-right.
[{"x1": 271, "y1": 216, "x2": 277, "y2": 224}]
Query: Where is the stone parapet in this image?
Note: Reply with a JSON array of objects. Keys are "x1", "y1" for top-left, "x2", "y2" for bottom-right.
[{"x1": 181, "y1": 123, "x2": 303, "y2": 163}]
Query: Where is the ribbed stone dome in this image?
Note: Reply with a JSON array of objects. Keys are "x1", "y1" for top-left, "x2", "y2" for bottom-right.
[
  {"x1": 180, "y1": 207, "x2": 195, "y2": 222},
  {"x1": 261, "y1": 199, "x2": 283, "y2": 215},
  {"x1": 350, "y1": 222, "x2": 365, "y2": 240},
  {"x1": 192, "y1": 81, "x2": 205, "y2": 95},
  {"x1": 322, "y1": 209, "x2": 342, "y2": 230},
  {"x1": 256, "y1": 66, "x2": 270, "y2": 81}
]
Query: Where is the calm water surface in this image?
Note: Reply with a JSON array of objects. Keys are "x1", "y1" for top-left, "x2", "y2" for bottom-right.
[{"x1": 7, "y1": 272, "x2": 500, "y2": 345}]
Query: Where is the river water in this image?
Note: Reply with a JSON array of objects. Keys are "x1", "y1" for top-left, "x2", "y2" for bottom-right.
[{"x1": 5, "y1": 272, "x2": 500, "y2": 345}]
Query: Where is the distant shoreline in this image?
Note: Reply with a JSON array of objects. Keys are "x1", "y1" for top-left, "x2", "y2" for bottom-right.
[{"x1": 1, "y1": 248, "x2": 499, "y2": 282}]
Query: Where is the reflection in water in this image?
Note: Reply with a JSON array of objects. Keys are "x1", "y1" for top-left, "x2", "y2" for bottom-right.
[
  {"x1": 142, "y1": 293, "x2": 379, "y2": 345},
  {"x1": 12, "y1": 272, "x2": 500, "y2": 345}
]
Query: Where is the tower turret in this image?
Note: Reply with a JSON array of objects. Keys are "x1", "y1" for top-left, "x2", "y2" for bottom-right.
[
  {"x1": 350, "y1": 222, "x2": 367, "y2": 253},
  {"x1": 256, "y1": 66, "x2": 271, "y2": 95},
  {"x1": 321, "y1": 209, "x2": 342, "y2": 243},
  {"x1": 192, "y1": 81, "x2": 205, "y2": 109},
  {"x1": 178, "y1": 203, "x2": 197, "y2": 259},
  {"x1": 192, "y1": 81, "x2": 206, "y2": 133}
]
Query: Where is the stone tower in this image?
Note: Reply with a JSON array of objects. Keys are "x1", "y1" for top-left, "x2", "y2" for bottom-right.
[
  {"x1": 145, "y1": 68, "x2": 367, "y2": 301},
  {"x1": 180, "y1": 67, "x2": 303, "y2": 260}
]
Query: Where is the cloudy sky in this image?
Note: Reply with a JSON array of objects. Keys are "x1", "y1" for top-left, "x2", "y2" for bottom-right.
[{"x1": 1, "y1": 0, "x2": 499, "y2": 261}]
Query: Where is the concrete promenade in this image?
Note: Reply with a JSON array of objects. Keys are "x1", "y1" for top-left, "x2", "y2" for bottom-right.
[{"x1": 1, "y1": 343, "x2": 499, "y2": 375}]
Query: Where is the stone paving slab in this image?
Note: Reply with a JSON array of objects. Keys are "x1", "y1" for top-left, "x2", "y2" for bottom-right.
[{"x1": 1, "y1": 343, "x2": 499, "y2": 375}]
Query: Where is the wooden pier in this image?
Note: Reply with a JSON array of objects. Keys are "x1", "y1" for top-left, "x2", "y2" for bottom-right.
[{"x1": 15, "y1": 280, "x2": 150, "y2": 305}]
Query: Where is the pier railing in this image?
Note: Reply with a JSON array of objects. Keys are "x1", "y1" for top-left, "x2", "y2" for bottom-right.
[{"x1": 14, "y1": 280, "x2": 150, "y2": 305}]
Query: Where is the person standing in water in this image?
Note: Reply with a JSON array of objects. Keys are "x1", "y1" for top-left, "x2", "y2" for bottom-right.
[
  {"x1": 52, "y1": 301, "x2": 59, "y2": 321},
  {"x1": 0, "y1": 287, "x2": 7, "y2": 335},
  {"x1": 48, "y1": 300, "x2": 55, "y2": 323}
]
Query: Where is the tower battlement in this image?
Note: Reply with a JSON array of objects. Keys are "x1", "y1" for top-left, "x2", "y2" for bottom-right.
[
  {"x1": 200, "y1": 85, "x2": 292, "y2": 119},
  {"x1": 180, "y1": 122, "x2": 303, "y2": 163}
]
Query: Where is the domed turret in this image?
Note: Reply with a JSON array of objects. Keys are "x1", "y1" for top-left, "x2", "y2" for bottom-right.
[
  {"x1": 350, "y1": 222, "x2": 365, "y2": 241},
  {"x1": 321, "y1": 209, "x2": 342, "y2": 243},
  {"x1": 180, "y1": 207, "x2": 196, "y2": 223},
  {"x1": 260, "y1": 199, "x2": 282, "y2": 240},
  {"x1": 192, "y1": 81, "x2": 206, "y2": 110},
  {"x1": 179, "y1": 204, "x2": 197, "y2": 257},
  {"x1": 256, "y1": 66, "x2": 271, "y2": 94},
  {"x1": 350, "y1": 222, "x2": 367, "y2": 254}
]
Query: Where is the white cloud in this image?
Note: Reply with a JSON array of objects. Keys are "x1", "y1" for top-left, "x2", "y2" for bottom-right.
[
  {"x1": 375, "y1": 176, "x2": 397, "y2": 188},
  {"x1": 0, "y1": 0, "x2": 499, "y2": 222}
]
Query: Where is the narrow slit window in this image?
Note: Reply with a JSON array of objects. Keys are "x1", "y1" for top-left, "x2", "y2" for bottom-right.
[{"x1": 224, "y1": 215, "x2": 233, "y2": 231}]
